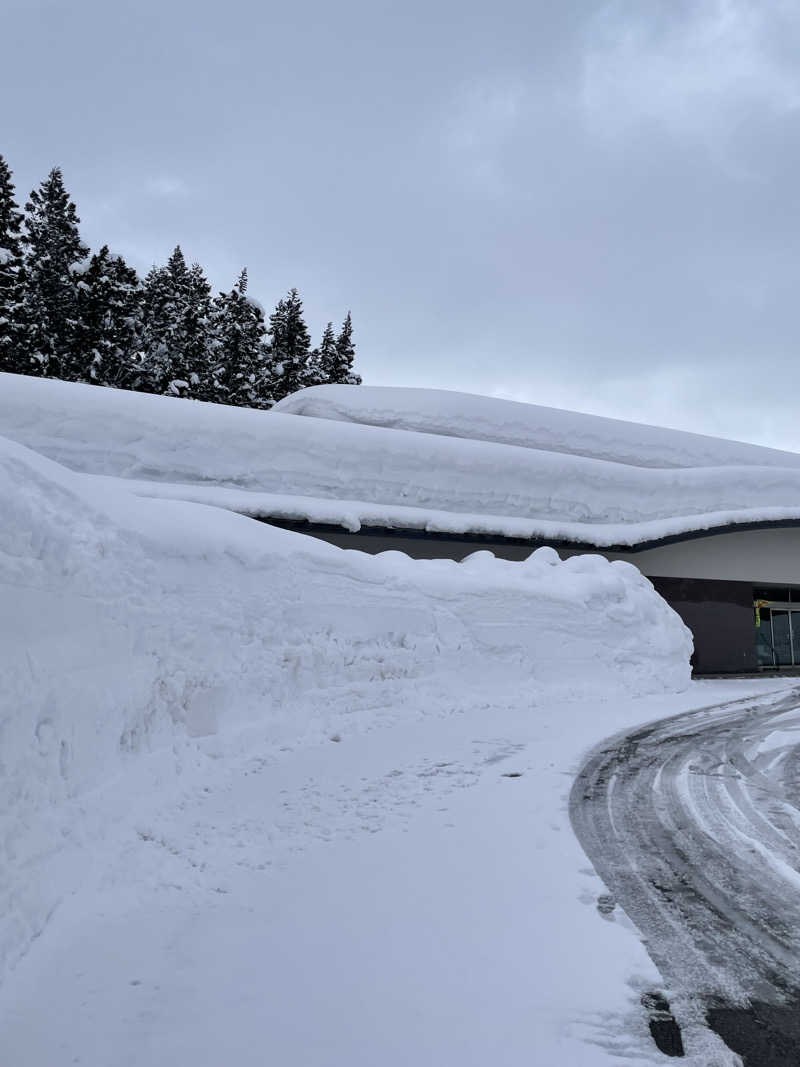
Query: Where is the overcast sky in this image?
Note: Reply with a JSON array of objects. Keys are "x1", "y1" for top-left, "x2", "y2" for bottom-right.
[{"x1": 4, "y1": 1, "x2": 800, "y2": 448}]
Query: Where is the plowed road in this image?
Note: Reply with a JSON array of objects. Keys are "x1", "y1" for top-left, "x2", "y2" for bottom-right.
[{"x1": 570, "y1": 687, "x2": 800, "y2": 1066}]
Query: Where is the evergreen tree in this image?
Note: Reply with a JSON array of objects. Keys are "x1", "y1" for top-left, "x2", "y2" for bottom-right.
[
  {"x1": 315, "y1": 321, "x2": 338, "y2": 383},
  {"x1": 135, "y1": 264, "x2": 175, "y2": 393},
  {"x1": 71, "y1": 245, "x2": 141, "y2": 387},
  {"x1": 0, "y1": 153, "x2": 364, "y2": 398},
  {"x1": 135, "y1": 263, "x2": 166, "y2": 391},
  {"x1": 267, "y1": 287, "x2": 312, "y2": 400},
  {"x1": 21, "y1": 167, "x2": 89, "y2": 378},
  {"x1": 0, "y1": 155, "x2": 26, "y2": 373},
  {"x1": 208, "y1": 268, "x2": 268, "y2": 405},
  {"x1": 136, "y1": 246, "x2": 189, "y2": 394},
  {"x1": 333, "y1": 311, "x2": 361, "y2": 384},
  {"x1": 180, "y1": 261, "x2": 213, "y2": 396},
  {"x1": 136, "y1": 247, "x2": 214, "y2": 397}
]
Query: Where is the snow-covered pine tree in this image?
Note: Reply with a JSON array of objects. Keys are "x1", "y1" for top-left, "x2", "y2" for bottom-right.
[
  {"x1": 0, "y1": 155, "x2": 26, "y2": 374},
  {"x1": 134, "y1": 263, "x2": 170, "y2": 392},
  {"x1": 267, "y1": 287, "x2": 312, "y2": 401},
  {"x1": 208, "y1": 268, "x2": 268, "y2": 406},
  {"x1": 315, "y1": 321, "x2": 338, "y2": 384},
  {"x1": 333, "y1": 311, "x2": 361, "y2": 384},
  {"x1": 136, "y1": 246, "x2": 189, "y2": 394},
  {"x1": 21, "y1": 167, "x2": 89, "y2": 379},
  {"x1": 180, "y1": 261, "x2": 213, "y2": 397},
  {"x1": 251, "y1": 336, "x2": 276, "y2": 408},
  {"x1": 71, "y1": 246, "x2": 141, "y2": 387}
]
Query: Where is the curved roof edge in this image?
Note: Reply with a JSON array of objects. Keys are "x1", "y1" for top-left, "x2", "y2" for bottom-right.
[
  {"x1": 258, "y1": 515, "x2": 800, "y2": 555},
  {"x1": 109, "y1": 475, "x2": 800, "y2": 553}
]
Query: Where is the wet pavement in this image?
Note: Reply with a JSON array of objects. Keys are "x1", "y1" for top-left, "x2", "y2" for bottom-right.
[{"x1": 570, "y1": 687, "x2": 800, "y2": 1065}]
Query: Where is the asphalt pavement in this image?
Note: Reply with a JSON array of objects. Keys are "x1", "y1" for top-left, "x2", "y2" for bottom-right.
[{"x1": 570, "y1": 686, "x2": 800, "y2": 1065}]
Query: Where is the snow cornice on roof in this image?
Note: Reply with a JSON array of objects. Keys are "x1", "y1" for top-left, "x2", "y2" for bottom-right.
[{"x1": 103, "y1": 477, "x2": 800, "y2": 551}]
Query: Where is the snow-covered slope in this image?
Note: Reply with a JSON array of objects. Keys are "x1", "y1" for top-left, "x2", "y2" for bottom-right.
[
  {"x1": 3, "y1": 374, "x2": 800, "y2": 546},
  {"x1": 0, "y1": 432, "x2": 691, "y2": 986},
  {"x1": 274, "y1": 383, "x2": 800, "y2": 471}
]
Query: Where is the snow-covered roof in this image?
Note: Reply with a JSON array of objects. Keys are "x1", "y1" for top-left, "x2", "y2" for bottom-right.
[
  {"x1": 273, "y1": 384, "x2": 800, "y2": 471},
  {"x1": 2, "y1": 373, "x2": 800, "y2": 548}
]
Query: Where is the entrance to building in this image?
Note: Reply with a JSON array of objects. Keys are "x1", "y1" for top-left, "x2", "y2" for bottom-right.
[{"x1": 755, "y1": 587, "x2": 800, "y2": 668}]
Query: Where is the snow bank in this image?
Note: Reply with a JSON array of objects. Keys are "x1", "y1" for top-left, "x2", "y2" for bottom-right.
[
  {"x1": 3, "y1": 374, "x2": 800, "y2": 546},
  {"x1": 0, "y1": 432, "x2": 691, "y2": 984},
  {"x1": 274, "y1": 383, "x2": 800, "y2": 471}
]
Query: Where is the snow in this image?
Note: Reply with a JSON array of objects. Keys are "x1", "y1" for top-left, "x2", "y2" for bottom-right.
[
  {"x1": 0, "y1": 418, "x2": 750, "y2": 1064},
  {"x1": 0, "y1": 430, "x2": 692, "y2": 976},
  {"x1": 274, "y1": 383, "x2": 800, "y2": 471},
  {"x1": 87, "y1": 476, "x2": 800, "y2": 548},
  {"x1": 69, "y1": 256, "x2": 92, "y2": 276},
  {"x1": 0, "y1": 374, "x2": 794, "y2": 1063},
  {"x1": 244, "y1": 293, "x2": 265, "y2": 313},
  {"x1": 4, "y1": 676, "x2": 780, "y2": 1067},
  {"x1": 3, "y1": 373, "x2": 800, "y2": 547}
]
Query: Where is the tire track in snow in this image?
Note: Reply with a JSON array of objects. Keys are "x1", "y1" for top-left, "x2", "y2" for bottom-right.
[{"x1": 570, "y1": 687, "x2": 800, "y2": 1065}]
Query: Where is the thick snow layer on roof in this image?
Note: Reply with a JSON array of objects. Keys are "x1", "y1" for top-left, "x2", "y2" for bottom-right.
[
  {"x1": 0, "y1": 431, "x2": 690, "y2": 986},
  {"x1": 86, "y1": 477, "x2": 800, "y2": 549},
  {"x1": 3, "y1": 373, "x2": 800, "y2": 545},
  {"x1": 274, "y1": 383, "x2": 800, "y2": 471}
]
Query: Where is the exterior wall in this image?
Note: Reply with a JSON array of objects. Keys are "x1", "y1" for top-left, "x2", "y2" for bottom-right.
[
  {"x1": 647, "y1": 577, "x2": 758, "y2": 674},
  {"x1": 605, "y1": 526, "x2": 800, "y2": 584}
]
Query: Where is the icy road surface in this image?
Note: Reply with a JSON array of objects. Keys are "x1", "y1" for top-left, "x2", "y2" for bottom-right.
[{"x1": 571, "y1": 686, "x2": 800, "y2": 1066}]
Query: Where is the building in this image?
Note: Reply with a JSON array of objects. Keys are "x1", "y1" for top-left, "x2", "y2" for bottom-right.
[
  {"x1": 267, "y1": 386, "x2": 800, "y2": 676},
  {"x1": 4, "y1": 372, "x2": 800, "y2": 675}
]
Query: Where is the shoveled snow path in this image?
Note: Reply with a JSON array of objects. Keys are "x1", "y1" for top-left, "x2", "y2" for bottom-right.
[{"x1": 1, "y1": 683, "x2": 785, "y2": 1067}]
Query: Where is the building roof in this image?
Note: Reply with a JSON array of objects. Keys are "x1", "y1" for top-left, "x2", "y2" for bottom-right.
[
  {"x1": 274, "y1": 385, "x2": 800, "y2": 472},
  {"x1": 3, "y1": 373, "x2": 800, "y2": 549}
]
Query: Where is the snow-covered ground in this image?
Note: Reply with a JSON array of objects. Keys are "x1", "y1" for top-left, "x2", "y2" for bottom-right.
[
  {"x1": 3, "y1": 671, "x2": 786, "y2": 1067},
  {"x1": 4, "y1": 373, "x2": 800, "y2": 546},
  {"x1": 1, "y1": 376, "x2": 793, "y2": 1064}
]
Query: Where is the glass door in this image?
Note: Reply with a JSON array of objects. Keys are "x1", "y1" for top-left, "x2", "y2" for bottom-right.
[
  {"x1": 754, "y1": 592, "x2": 800, "y2": 668},
  {"x1": 771, "y1": 609, "x2": 794, "y2": 666},
  {"x1": 756, "y1": 607, "x2": 776, "y2": 667}
]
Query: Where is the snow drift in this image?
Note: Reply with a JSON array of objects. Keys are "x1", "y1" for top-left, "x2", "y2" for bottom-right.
[
  {"x1": 274, "y1": 383, "x2": 800, "y2": 471},
  {"x1": 3, "y1": 374, "x2": 800, "y2": 547},
  {"x1": 0, "y1": 431, "x2": 691, "y2": 984}
]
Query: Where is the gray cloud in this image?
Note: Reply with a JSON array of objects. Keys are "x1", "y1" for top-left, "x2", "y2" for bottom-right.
[{"x1": 4, "y1": 0, "x2": 800, "y2": 448}]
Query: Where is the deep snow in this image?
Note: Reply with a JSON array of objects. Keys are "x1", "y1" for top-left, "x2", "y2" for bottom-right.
[
  {"x1": 1, "y1": 377, "x2": 791, "y2": 1064},
  {"x1": 274, "y1": 383, "x2": 800, "y2": 471},
  {"x1": 4, "y1": 374, "x2": 800, "y2": 546},
  {"x1": 0, "y1": 432, "x2": 689, "y2": 983}
]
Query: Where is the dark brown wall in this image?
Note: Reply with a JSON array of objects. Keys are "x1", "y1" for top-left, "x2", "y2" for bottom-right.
[{"x1": 648, "y1": 577, "x2": 758, "y2": 675}]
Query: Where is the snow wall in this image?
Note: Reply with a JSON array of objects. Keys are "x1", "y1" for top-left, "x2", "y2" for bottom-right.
[{"x1": 1, "y1": 433, "x2": 692, "y2": 984}]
